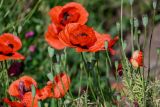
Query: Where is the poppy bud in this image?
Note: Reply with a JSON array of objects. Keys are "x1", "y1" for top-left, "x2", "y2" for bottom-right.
[
  {"x1": 114, "y1": 63, "x2": 123, "y2": 77},
  {"x1": 130, "y1": 50, "x2": 143, "y2": 68},
  {"x1": 118, "y1": 64, "x2": 123, "y2": 76},
  {"x1": 8, "y1": 62, "x2": 24, "y2": 77}
]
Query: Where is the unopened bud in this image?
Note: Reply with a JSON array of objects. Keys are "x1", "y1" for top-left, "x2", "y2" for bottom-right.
[
  {"x1": 142, "y1": 15, "x2": 148, "y2": 27},
  {"x1": 134, "y1": 17, "x2": 139, "y2": 28}
]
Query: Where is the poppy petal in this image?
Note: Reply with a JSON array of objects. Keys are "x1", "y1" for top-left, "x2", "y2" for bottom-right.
[
  {"x1": 109, "y1": 48, "x2": 117, "y2": 55},
  {"x1": 0, "y1": 52, "x2": 24, "y2": 61},
  {"x1": 36, "y1": 85, "x2": 53, "y2": 100},
  {"x1": 89, "y1": 32, "x2": 110, "y2": 52},
  {"x1": 3, "y1": 98, "x2": 23, "y2": 107},
  {"x1": 52, "y1": 73, "x2": 71, "y2": 98},
  {"x1": 0, "y1": 33, "x2": 22, "y2": 51},
  {"x1": 46, "y1": 73, "x2": 71, "y2": 99},
  {"x1": 75, "y1": 48, "x2": 88, "y2": 52},
  {"x1": 22, "y1": 92, "x2": 38, "y2": 107},
  {"x1": 107, "y1": 36, "x2": 119, "y2": 55},
  {"x1": 49, "y1": 6, "x2": 63, "y2": 24},
  {"x1": 8, "y1": 80, "x2": 20, "y2": 98},
  {"x1": 58, "y1": 23, "x2": 76, "y2": 47},
  {"x1": 0, "y1": 43, "x2": 12, "y2": 53},
  {"x1": 130, "y1": 50, "x2": 143, "y2": 68},
  {"x1": 0, "y1": 55, "x2": 9, "y2": 61},
  {"x1": 9, "y1": 52, "x2": 25, "y2": 60},
  {"x1": 102, "y1": 34, "x2": 112, "y2": 41},
  {"x1": 108, "y1": 36, "x2": 119, "y2": 48},
  {"x1": 45, "y1": 23, "x2": 66, "y2": 49},
  {"x1": 62, "y1": 2, "x2": 89, "y2": 25}
]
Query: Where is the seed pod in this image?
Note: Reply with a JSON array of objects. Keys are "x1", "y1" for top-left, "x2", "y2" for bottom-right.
[{"x1": 142, "y1": 15, "x2": 148, "y2": 27}]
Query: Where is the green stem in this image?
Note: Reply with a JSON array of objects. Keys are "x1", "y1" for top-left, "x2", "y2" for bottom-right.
[
  {"x1": 105, "y1": 51, "x2": 112, "y2": 67},
  {"x1": 131, "y1": 4, "x2": 134, "y2": 53},
  {"x1": 120, "y1": 0, "x2": 124, "y2": 45},
  {"x1": 78, "y1": 69, "x2": 82, "y2": 97},
  {"x1": 96, "y1": 60, "x2": 106, "y2": 103},
  {"x1": 80, "y1": 53, "x2": 97, "y2": 101}
]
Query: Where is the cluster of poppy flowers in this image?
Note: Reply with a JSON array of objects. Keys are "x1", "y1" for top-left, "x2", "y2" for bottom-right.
[
  {"x1": 45, "y1": 2, "x2": 118, "y2": 54},
  {"x1": 0, "y1": 2, "x2": 144, "y2": 107},
  {"x1": 3, "y1": 72, "x2": 71, "y2": 107}
]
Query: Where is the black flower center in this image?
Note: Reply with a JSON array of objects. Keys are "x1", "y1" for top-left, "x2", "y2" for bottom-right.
[
  {"x1": 78, "y1": 33, "x2": 88, "y2": 36},
  {"x1": 8, "y1": 44, "x2": 14, "y2": 49},
  {"x1": 60, "y1": 12, "x2": 70, "y2": 25},
  {"x1": 63, "y1": 12, "x2": 70, "y2": 20},
  {"x1": 5, "y1": 53, "x2": 14, "y2": 56},
  {"x1": 0, "y1": 51, "x2": 3, "y2": 54},
  {"x1": 71, "y1": 43, "x2": 88, "y2": 49}
]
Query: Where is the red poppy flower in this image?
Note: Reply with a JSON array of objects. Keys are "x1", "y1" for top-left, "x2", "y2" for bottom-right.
[
  {"x1": 0, "y1": 33, "x2": 25, "y2": 61},
  {"x1": 58, "y1": 23, "x2": 111, "y2": 52},
  {"x1": 8, "y1": 76, "x2": 37, "y2": 98},
  {"x1": 130, "y1": 50, "x2": 143, "y2": 68},
  {"x1": 45, "y1": 72, "x2": 71, "y2": 99},
  {"x1": 3, "y1": 92, "x2": 38, "y2": 107},
  {"x1": 45, "y1": 23, "x2": 66, "y2": 49},
  {"x1": 49, "y1": 2, "x2": 88, "y2": 28}
]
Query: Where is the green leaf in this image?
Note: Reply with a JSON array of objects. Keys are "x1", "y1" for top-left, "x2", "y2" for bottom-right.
[
  {"x1": 31, "y1": 85, "x2": 36, "y2": 97},
  {"x1": 122, "y1": 41, "x2": 127, "y2": 50},
  {"x1": 47, "y1": 72, "x2": 54, "y2": 82}
]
